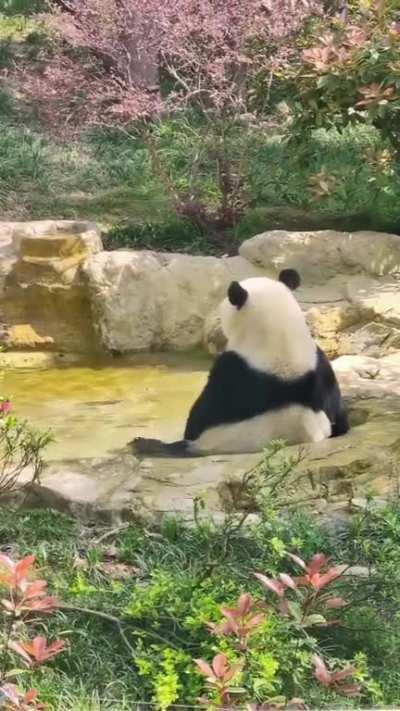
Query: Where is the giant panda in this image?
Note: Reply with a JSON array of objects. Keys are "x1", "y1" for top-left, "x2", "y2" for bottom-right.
[{"x1": 131, "y1": 269, "x2": 349, "y2": 457}]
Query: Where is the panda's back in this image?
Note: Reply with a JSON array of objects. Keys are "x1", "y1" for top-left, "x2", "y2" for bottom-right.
[{"x1": 184, "y1": 349, "x2": 347, "y2": 455}]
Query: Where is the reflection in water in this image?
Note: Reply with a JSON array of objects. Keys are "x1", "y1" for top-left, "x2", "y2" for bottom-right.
[{"x1": 5, "y1": 353, "x2": 210, "y2": 461}]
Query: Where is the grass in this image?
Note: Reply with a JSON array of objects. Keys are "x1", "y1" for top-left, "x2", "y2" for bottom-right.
[
  {"x1": 1, "y1": 107, "x2": 400, "y2": 251},
  {"x1": 1, "y1": 500, "x2": 400, "y2": 708},
  {"x1": 2, "y1": 5, "x2": 400, "y2": 254},
  {"x1": 0, "y1": 0, "x2": 47, "y2": 14}
]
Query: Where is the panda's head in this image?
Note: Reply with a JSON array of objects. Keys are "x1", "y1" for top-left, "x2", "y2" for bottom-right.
[{"x1": 219, "y1": 269, "x2": 316, "y2": 376}]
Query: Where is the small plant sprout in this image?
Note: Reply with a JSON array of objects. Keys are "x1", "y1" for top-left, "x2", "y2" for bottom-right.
[
  {"x1": 195, "y1": 653, "x2": 244, "y2": 707},
  {"x1": 0, "y1": 399, "x2": 53, "y2": 497}
]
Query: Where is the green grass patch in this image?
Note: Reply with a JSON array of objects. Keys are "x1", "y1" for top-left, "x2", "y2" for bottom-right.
[
  {"x1": 102, "y1": 216, "x2": 217, "y2": 255},
  {"x1": 1, "y1": 498, "x2": 400, "y2": 708},
  {"x1": 1, "y1": 113, "x2": 400, "y2": 248},
  {"x1": 0, "y1": 0, "x2": 47, "y2": 15}
]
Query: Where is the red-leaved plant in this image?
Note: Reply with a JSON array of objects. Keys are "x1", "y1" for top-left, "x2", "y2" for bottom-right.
[
  {"x1": 0, "y1": 554, "x2": 65, "y2": 709},
  {"x1": 207, "y1": 592, "x2": 266, "y2": 650},
  {"x1": 255, "y1": 553, "x2": 347, "y2": 628},
  {"x1": 312, "y1": 655, "x2": 360, "y2": 697},
  {"x1": 195, "y1": 652, "x2": 243, "y2": 707},
  {"x1": 195, "y1": 555, "x2": 359, "y2": 707}
]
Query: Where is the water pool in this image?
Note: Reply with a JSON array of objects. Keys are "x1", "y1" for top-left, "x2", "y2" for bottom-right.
[{"x1": 4, "y1": 353, "x2": 210, "y2": 461}]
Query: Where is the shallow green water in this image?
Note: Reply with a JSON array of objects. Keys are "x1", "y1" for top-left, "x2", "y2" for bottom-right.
[{"x1": 4, "y1": 353, "x2": 210, "y2": 461}]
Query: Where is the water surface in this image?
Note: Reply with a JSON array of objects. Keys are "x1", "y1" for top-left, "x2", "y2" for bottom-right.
[{"x1": 4, "y1": 353, "x2": 210, "y2": 461}]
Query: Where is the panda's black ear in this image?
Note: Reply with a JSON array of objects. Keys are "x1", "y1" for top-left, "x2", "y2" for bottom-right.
[
  {"x1": 279, "y1": 268, "x2": 301, "y2": 291},
  {"x1": 227, "y1": 281, "x2": 248, "y2": 309}
]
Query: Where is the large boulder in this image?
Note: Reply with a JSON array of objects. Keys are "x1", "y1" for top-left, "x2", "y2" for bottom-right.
[
  {"x1": 84, "y1": 251, "x2": 264, "y2": 352},
  {"x1": 239, "y1": 229, "x2": 400, "y2": 279},
  {"x1": 205, "y1": 230, "x2": 400, "y2": 359}
]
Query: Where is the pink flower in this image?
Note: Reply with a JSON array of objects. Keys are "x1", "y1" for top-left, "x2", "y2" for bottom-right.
[{"x1": 0, "y1": 399, "x2": 11, "y2": 415}]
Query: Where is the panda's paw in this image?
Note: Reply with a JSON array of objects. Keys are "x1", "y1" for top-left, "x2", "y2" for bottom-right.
[{"x1": 129, "y1": 437, "x2": 162, "y2": 455}]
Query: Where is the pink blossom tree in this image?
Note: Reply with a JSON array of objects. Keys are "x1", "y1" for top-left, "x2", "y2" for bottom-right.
[{"x1": 28, "y1": 0, "x2": 324, "y2": 238}]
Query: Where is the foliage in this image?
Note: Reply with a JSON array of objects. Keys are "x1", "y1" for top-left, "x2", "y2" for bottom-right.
[
  {"x1": 283, "y1": 0, "x2": 400, "y2": 148},
  {"x1": 255, "y1": 552, "x2": 348, "y2": 629},
  {"x1": 0, "y1": 399, "x2": 52, "y2": 497},
  {"x1": 4, "y1": 0, "x2": 322, "y2": 237},
  {"x1": 0, "y1": 552, "x2": 65, "y2": 709},
  {"x1": 102, "y1": 215, "x2": 215, "y2": 255},
  {"x1": 0, "y1": 0, "x2": 47, "y2": 14},
  {"x1": 1, "y1": 491, "x2": 400, "y2": 708}
]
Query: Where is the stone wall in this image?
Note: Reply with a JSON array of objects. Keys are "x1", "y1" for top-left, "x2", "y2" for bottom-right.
[
  {"x1": 1, "y1": 221, "x2": 400, "y2": 360},
  {"x1": 0, "y1": 221, "x2": 102, "y2": 354}
]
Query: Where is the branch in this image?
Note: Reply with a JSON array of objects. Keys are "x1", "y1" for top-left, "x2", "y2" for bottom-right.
[
  {"x1": 59, "y1": 604, "x2": 136, "y2": 657},
  {"x1": 51, "y1": 0, "x2": 78, "y2": 14},
  {"x1": 58, "y1": 604, "x2": 181, "y2": 654}
]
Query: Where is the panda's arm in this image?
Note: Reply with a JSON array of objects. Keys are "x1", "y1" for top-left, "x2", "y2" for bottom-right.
[{"x1": 184, "y1": 351, "x2": 248, "y2": 441}]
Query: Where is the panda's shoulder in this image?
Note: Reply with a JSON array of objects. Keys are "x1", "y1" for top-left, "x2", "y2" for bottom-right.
[{"x1": 209, "y1": 350, "x2": 253, "y2": 383}]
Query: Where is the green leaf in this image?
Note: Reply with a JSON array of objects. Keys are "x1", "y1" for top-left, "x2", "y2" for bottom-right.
[{"x1": 303, "y1": 614, "x2": 327, "y2": 627}]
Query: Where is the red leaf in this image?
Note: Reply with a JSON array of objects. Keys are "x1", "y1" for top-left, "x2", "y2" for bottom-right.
[
  {"x1": 312, "y1": 654, "x2": 331, "y2": 687},
  {"x1": 237, "y1": 592, "x2": 252, "y2": 615},
  {"x1": 221, "y1": 605, "x2": 241, "y2": 620},
  {"x1": 212, "y1": 653, "x2": 228, "y2": 679},
  {"x1": 307, "y1": 553, "x2": 328, "y2": 576},
  {"x1": 9, "y1": 639, "x2": 34, "y2": 665},
  {"x1": 24, "y1": 688, "x2": 40, "y2": 703},
  {"x1": 14, "y1": 555, "x2": 36, "y2": 586},
  {"x1": 220, "y1": 609, "x2": 239, "y2": 633},
  {"x1": 0, "y1": 683, "x2": 20, "y2": 704},
  {"x1": 292, "y1": 575, "x2": 309, "y2": 587},
  {"x1": 23, "y1": 580, "x2": 48, "y2": 600},
  {"x1": 331, "y1": 665, "x2": 356, "y2": 683},
  {"x1": 195, "y1": 658, "x2": 215, "y2": 680},
  {"x1": 20, "y1": 636, "x2": 65, "y2": 663},
  {"x1": 23, "y1": 595, "x2": 60, "y2": 613},
  {"x1": 254, "y1": 573, "x2": 285, "y2": 597},
  {"x1": 317, "y1": 566, "x2": 343, "y2": 590},
  {"x1": 247, "y1": 612, "x2": 266, "y2": 627},
  {"x1": 279, "y1": 573, "x2": 297, "y2": 590},
  {"x1": 287, "y1": 553, "x2": 307, "y2": 570}
]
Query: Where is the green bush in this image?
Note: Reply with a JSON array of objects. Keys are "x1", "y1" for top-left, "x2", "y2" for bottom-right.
[
  {"x1": 102, "y1": 216, "x2": 217, "y2": 255},
  {"x1": 0, "y1": 0, "x2": 47, "y2": 15},
  {"x1": 3, "y1": 471, "x2": 400, "y2": 708}
]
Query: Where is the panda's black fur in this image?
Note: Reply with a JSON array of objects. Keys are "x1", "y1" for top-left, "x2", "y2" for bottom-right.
[{"x1": 131, "y1": 269, "x2": 349, "y2": 458}]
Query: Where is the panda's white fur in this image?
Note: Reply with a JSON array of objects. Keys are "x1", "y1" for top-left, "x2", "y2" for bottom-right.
[
  {"x1": 194, "y1": 277, "x2": 330, "y2": 454},
  {"x1": 220, "y1": 276, "x2": 317, "y2": 378},
  {"x1": 131, "y1": 271, "x2": 348, "y2": 458},
  {"x1": 194, "y1": 407, "x2": 331, "y2": 454}
]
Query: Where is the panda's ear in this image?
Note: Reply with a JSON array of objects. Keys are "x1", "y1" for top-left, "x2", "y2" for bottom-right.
[
  {"x1": 227, "y1": 281, "x2": 248, "y2": 309},
  {"x1": 279, "y1": 268, "x2": 301, "y2": 291}
]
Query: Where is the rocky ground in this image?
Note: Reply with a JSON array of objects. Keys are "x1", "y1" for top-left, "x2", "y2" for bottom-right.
[{"x1": 1, "y1": 221, "x2": 400, "y2": 523}]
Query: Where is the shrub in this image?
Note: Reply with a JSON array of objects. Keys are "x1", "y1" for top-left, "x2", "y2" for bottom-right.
[
  {"x1": 102, "y1": 215, "x2": 216, "y2": 255},
  {"x1": 0, "y1": 398, "x2": 52, "y2": 497},
  {"x1": 0, "y1": 552, "x2": 65, "y2": 709}
]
